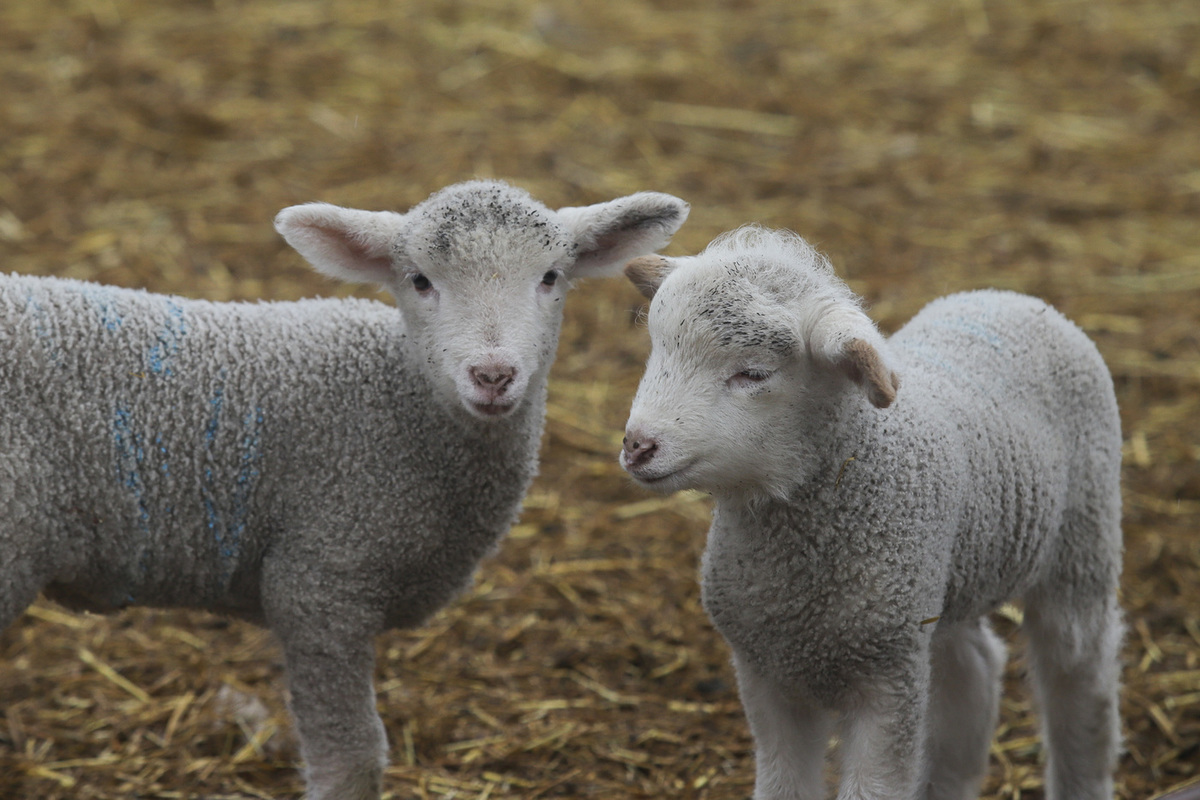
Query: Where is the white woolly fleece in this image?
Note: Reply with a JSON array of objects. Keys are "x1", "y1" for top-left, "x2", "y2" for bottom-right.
[
  {"x1": 623, "y1": 227, "x2": 1123, "y2": 800},
  {"x1": 0, "y1": 179, "x2": 689, "y2": 800}
]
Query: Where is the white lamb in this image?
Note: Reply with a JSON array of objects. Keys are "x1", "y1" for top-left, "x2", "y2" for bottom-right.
[
  {"x1": 0, "y1": 179, "x2": 689, "y2": 800},
  {"x1": 620, "y1": 227, "x2": 1123, "y2": 800}
]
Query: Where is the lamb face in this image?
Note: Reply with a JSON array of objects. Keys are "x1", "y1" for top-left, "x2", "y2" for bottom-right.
[
  {"x1": 622, "y1": 259, "x2": 817, "y2": 497},
  {"x1": 620, "y1": 228, "x2": 899, "y2": 499},
  {"x1": 276, "y1": 180, "x2": 689, "y2": 421},
  {"x1": 389, "y1": 184, "x2": 576, "y2": 419}
]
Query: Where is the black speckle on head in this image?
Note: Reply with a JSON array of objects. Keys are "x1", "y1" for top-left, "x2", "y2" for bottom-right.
[
  {"x1": 412, "y1": 182, "x2": 571, "y2": 263},
  {"x1": 693, "y1": 263, "x2": 796, "y2": 356},
  {"x1": 431, "y1": 188, "x2": 513, "y2": 252}
]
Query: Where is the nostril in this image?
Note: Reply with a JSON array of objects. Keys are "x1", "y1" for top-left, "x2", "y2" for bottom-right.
[
  {"x1": 622, "y1": 435, "x2": 658, "y2": 467},
  {"x1": 470, "y1": 365, "x2": 516, "y2": 390}
]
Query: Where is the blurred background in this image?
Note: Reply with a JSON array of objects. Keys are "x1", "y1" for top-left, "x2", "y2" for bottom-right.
[{"x1": 1, "y1": 0, "x2": 1197, "y2": 797}]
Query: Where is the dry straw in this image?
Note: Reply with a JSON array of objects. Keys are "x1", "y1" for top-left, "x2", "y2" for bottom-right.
[{"x1": 1, "y1": 0, "x2": 1197, "y2": 797}]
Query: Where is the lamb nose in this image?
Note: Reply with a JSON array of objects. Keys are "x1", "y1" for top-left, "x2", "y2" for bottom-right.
[
  {"x1": 470, "y1": 365, "x2": 515, "y2": 390},
  {"x1": 622, "y1": 434, "x2": 658, "y2": 467}
]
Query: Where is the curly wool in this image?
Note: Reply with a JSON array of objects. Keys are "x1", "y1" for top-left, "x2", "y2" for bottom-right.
[
  {"x1": 1, "y1": 179, "x2": 690, "y2": 800},
  {"x1": 1, "y1": 278, "x2": 526, "y2": 625},
  {"x1": 622, "y1": 228, "x2": 1123, "y2": 800}
]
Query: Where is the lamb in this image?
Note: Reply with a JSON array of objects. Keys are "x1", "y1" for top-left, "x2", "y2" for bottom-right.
[
  {"x1": 619, "y1": 226, "x2": 1123, "y2": 800},
  {"x1": 0, "y1": 179, "x2": 689, "y2": 800}
]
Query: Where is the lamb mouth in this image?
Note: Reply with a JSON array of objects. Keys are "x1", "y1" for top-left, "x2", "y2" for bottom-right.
[
  {"x1": 469, "y1": 400, "x2": 517, "y2": 418},
  {"x1": 631, "y1": 461, "x2": 694, "y2": 486}
]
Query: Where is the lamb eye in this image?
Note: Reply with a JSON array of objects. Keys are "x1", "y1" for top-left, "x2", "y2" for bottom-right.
[
  {"x1": 411, "y1": 273, "x2": 432, "y2": 293},
  {"x1": 729, "y1": 369, "x2": 774, "y2": 388},
  {"x1": 541, "y1": 270, "x2": 559, "y2": 287}
]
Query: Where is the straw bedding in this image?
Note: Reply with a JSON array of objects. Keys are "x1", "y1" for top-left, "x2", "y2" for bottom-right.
[{"x1": 1, "y1": 0, "x2": 1197, "y2": 797}]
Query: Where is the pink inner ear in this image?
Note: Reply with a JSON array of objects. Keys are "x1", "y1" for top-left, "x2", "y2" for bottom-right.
[
  {"x1": 574, "y1": 225, "x2": 645, "y2": 276},
  {"x1": 303, "y1": 223, "x2": 394, "y2": 283},
  {"x1": 844, "y1": 338, "x2": 900, "y2": 408},
  {"x1": 332, "y1": 226, "x2": 390, "y2": 267}
]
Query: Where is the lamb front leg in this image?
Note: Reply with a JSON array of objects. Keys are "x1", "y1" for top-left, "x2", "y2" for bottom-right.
[
  {"x1": 837, "y1": 659, "x2": 930, "y2": 800},
  {"x1": 733, "y1": 652, "x2": 832, "y2": 800},
  {"x1": 279, "y1": 632, "x2": 388, "y2": 800}
]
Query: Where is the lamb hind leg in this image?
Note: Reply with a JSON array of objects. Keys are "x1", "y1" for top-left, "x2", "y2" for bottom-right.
[
  {"x1": 0, "y1": 575, "x2": 43, "y2": 632},
  {"x1": 0, "y1": 523, "x2": 51, "y2": 632},
  {"x1": 732, "y1": 652, "x2": 833, "y2": 800},
  {"x1": 0, "y1": 545, "x2": 48, "y2": 630},
  {"x1": 0, "y1": 478, "x2": 49, "y2": 630},
  {"x1": 1023, "y1": 587, "x2": 1122, "y2": 800},
  {"x1": 922, "y1": 619, "x2": 1006, "y2": 800}
]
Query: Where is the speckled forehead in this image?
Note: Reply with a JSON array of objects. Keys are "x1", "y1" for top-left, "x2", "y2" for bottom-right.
[
  {"x1": 652, "y1": 261, "x2": 797, "y2": 356},
  {"x1": 404, "y1": 186, "x2": 574, "y2": 272}
]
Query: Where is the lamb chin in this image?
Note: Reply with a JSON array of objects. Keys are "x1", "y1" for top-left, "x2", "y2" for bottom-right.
[
  {"x1": 628, "y1": 462, "x2": 695, "y2": 494},
  {"x1": 465, "y1": 399, "x2": 519, "y2": 419}
]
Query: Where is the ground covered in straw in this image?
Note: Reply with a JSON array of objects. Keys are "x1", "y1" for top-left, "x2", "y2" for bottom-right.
[{"x1": 1, "y1": 0, "x2": 1197, "y2": 798}]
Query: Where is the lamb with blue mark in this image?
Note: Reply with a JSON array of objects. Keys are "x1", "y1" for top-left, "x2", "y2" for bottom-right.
[
  {"x1": 0, "y1": 178, "x2": 690, "y2": 800},
  {"x1": 620, "y1": 226, "x2": 1123, "y2": 800},
  {"x1": 5, "y1": 285, "x2": 276, "y2": 609}
]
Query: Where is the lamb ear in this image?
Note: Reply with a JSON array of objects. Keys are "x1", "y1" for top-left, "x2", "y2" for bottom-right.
[
  {"x1": 840, "y1": 338, "x2": 901, "y2": 408},
  {"x1": 275, "y1": 202, "x2": 406, "y2": 285},
  {"x1": 556, "y1": 192, "x2": 689, "y2": 278},
  {"x1": 624, "y1": 255, "x2": 677, "y2": 300},
  {"x1": 809, "y1": 309, "x2": 901, "y2": 409}
]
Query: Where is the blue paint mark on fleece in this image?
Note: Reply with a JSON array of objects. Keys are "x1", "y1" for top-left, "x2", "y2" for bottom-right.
[
  {"x1": 227, "y1": 407, "x2": 264, "y2": 560},
  {"x1": 146, "y1": 301, "x2": 187, "y2": 376},
  {"x1": 203, "y1": 380, "x2": 225, "y2": 445},
  {"x1": 200, "y1": 375, "x2": 264, "y2": 593},
  {"x1": 80, "y1": 284, "x2": 124, "y2": 331},
  {"x1": 897, "y1": 338, "x2": 1006, "y2": 401},
  {"x1": 928, "y1": 316, "x2": 1006, "y2": 351},
  {"x1": 156, "y1": 433, "x2": 171, "y2": 477},
  {"x1": 112, "y1": 406, "x2": 153, "y2": 598},
  {"x1": 22, "y1": 290, "x2": 63, "y2": 365},
  {"x1": 112, "y1": 408, "x2": 147, "y2": 500},
  {"x1": 201, "y1": 379, "x2": 226, "y2": 555}
]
